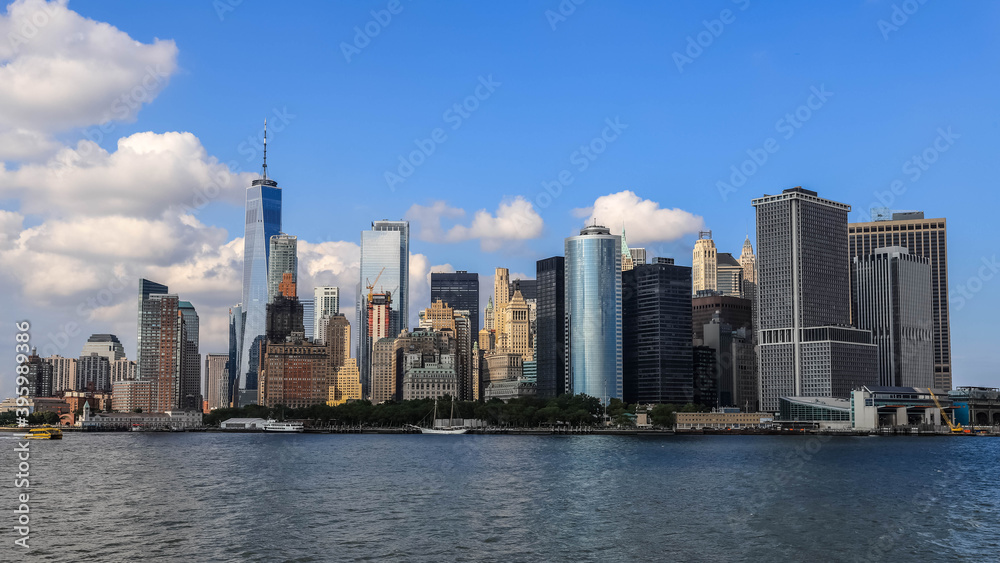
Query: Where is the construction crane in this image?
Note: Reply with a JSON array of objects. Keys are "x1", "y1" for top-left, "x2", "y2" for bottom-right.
[
  {"x1": 928, "y1": 389, "x2": 966, "y2": 433},
  {"x1": 366, "y1": 267, "x2": 386, "y2": 303}
]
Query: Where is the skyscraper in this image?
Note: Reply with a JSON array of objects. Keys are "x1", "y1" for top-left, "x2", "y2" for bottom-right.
[
  {"x1": 430, "y1": 271, "x2": 480, "y2": 339},
  {"x1": 536, "y1": 256, "x2": 565, "y2": 398},
  {"x1": 692, "y1": 231, "x2": 717, "y2": 295},
  {"x1": 301, "y1": 298, "x2": 314, "y2": 342},
  {"x1": 138, "y1": 294, "x2": 184, "y2": 412},
  {"x1": 235, "y1": 126, "x2": 282, "y2": 405},
  {"x1": 81, "y1": 334, "x2": 126, "y2": 363},
  {"x1": 623, "y1": 259, "x2": 693, "y2": 405},
  {"x1": 179, "y1": 301, "x2": 201, "y2": 410},
  {"x1": 492, "y1": 267, "x2": 510, "y2": 346},
  {"x1": 136, "y1": 278, "x2": 168, "y2": 380},
  {"x1": 716, "y1": 253, "x2": 744, "y2": 297},
  {"x1": 313, "y1": 286, "x2": 340, "y2": 342},
  {"x1": 204, "y1": 353, "x2": 229, "y2": 411},
  {"x1": 227, "y1": 304, "x2": 244, "y2": 406},
  {"x1": 357, "y1": 220, "x2": 409, "y2": 398},
  {"x1": 565, "y1": 225, "x2": 622, "y2": 403},
  {"x1": 630, "y1": 247, "x2": 647, "y2": 267},
  {"x1": 852, "y1": 247, "x2": 933, "y2": 388},
  {"x1": 77, "y1": 354, "x2": 110, "y2": 392},
  {"x1": 848, "y1": 212, "x2": 951, "y2": 390},
  {"x1": 753, "y1": 187, "x2": 878, "y2": 411},
  {"x1": 267, "y1": 233, "x2": 297, "y2": 304}
]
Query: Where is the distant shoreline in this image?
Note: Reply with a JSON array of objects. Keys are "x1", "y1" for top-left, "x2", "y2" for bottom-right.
[{"x1": 2, "y1": 427, "x2": 987, "y2": 437}]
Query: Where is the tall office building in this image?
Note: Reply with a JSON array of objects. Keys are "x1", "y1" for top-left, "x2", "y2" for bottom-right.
[
  {"x1": 630, "y1": 247, "x2": 647, "y2": 267},
  {"x1": 852, "y1": 247, "x2": 933, "y2": 388},
  {"x1": 325, "y1": 314, "x2": 352, "y2": 372},
  {"x1": 501, "y1": 288, "x2": 533, "y2": 361},
  {"x1": 301, "y1": 298, "x2": 314, "y2": 342},
  {"x1": 623, "y1": 259, "x2": 693, "y2": 405},
  {"x1": 77, "y1": 353, "x2": 111, "y2": 392},
  {"x1": 227, "y1": 305, "x2": 244, "y2": 406},
  {"x1": 536, "y1": 257, "x2": 565, "y2": 398},
  {"x1": 313, "y1": 286, "x2": 340, "y2": 342},
  {"x1": 235, "y1": 127, "x2": 282, "y2": 405},
  {"x1": 138, "y1": 294, "x2": 190, "y2": 412},
  {"x1": 47, "y1": 356, "x2": 78, "y2": 393},
  {"x1": 848, "y1": 212, "x2": 951, "y2": 390},
  {"x1": 753, "y1": 187, "x2": 878, "y2": 411},
  {"x1": 430, "y1": 271, "x2": 480, "y2": 339},
  {"x1": 81, "y1": 334, "x2": 126, "y2": 363},
  {"x1": 136, "y1": 279, "x2": 168, "y2": 379},
  {"x1": 178, "y1": 301, "x2": 201, "y2": 410},
  {"x1": 267, "y1": 233, "x2": 298, "y2": 304},
  {"x1": 20, "y1": 350, "x2": 52, "y2": 398},
  {"x1": 565, "y1": 225, "x2": 622, "y2": 403},
  {"x1": 204, "y1": 353, "x2": 229, "y2": 410},
  {"x1": 739, "y1": 236, "x2": 757, "y2": 329},
  {"x1": 358, "y1": 220, "x2": 409, "y2": 398},
  {"x1": 110, "y1": 358, "x2": 136, "y2": 383},
  {"x1": 716, "y1": 253, "x2": 744, "y2": 297},
  {"x1": 492, "y1": 267, "x2": 510, "y2": 344},
  {"x1": 692, "y1": 294, "x2": 753, "y2": 342},
  {"x1": 692, "y1": 231, "x2": 717, "y2": 295}
]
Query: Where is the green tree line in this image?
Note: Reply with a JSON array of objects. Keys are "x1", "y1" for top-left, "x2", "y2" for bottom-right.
[{"x1": 203, "y1": 395, "x2": 709, "y2": 428}]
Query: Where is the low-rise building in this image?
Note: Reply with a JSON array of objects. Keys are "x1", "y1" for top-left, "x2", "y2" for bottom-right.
[
  {"x1": 219, "y1": 417, "x2": 268, "y2": 430},
  {"x1": 675, "y1": 411, "x2": 773, "y2": 430},
  {"x1": 777, "y1": 396, "x2": 852, "y2": 430},
  {"x1": 62, "y1": 391, "x2": 113, "y2": 413},
  {"x1": 483, "y1": 379, "x2": 537, "y2": 402},
  {"x1": 81, "y1": 405, "x2": 202, "y2": 430}
]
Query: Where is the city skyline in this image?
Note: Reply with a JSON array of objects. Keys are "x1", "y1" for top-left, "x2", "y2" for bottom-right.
[{"x1": 2, "y1": 1, "x2": 999, "y2": 401}]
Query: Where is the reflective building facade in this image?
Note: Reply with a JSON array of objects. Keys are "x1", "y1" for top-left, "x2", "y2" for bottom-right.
[
  {"x1": 564, "y1": 226, "x2": 622, "y2": 403},
  {"x1": 536, "y1": 256, "x2": 565, "y2": 398},
  {"x1": 236, "y1": 172, "x2": 281, "y2": 404},
  {"x1": 357, "y1": 220, "x2": 409, "y2": 398},
  {"x1": 623, "y1": 260, "x2": 693, "y2": 405}
]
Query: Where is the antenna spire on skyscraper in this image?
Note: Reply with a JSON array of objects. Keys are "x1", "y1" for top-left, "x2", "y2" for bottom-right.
[{"x1": 262, "y1": 118, "x2": 268, "y2": 180}]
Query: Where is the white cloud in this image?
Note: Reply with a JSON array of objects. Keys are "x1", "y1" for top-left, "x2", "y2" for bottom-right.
[
  {"x1": 0, "y1": 0, "x2": 179, "y2": 159},
  {"x1": 405, "y1": 196, "x2": 544, "y2": 251},
  {"x1": 0, "y1": 209, "x2": 23, "y2": 249},
  {"x1": 407, "y1": 253, "x2": 454, "y2": 327},
  {"x1": 0, "y1": 131, "x2": 254, "y2": 217},
  {"x1": 572, "y1": 190, "x2": 704, "y2": 244}
]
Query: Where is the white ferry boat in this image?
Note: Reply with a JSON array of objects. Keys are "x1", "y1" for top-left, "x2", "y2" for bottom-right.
[{"x1": 263, "y1": 420, "x2": 304, "y2": 433}]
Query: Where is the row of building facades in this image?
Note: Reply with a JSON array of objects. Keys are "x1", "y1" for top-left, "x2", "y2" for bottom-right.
[{"x1": 15, "y1": 150, "x2": 953, "y2": 420}]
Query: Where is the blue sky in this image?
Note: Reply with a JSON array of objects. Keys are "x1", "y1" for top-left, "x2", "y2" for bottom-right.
[{"x1": 2, "y1": 0, "x2": 999, "y2": 396}]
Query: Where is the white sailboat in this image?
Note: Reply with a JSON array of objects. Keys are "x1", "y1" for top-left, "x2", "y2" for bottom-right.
[{"x1": 412, "y1": 398, "x2": 469, "y2": 434}]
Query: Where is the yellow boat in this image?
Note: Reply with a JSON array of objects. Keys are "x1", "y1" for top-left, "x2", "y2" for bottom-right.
[{"x1": 24, "y1": 427, "x2": 63, "y2": 440}]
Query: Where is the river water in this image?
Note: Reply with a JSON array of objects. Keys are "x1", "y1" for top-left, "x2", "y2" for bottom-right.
[{"x1": 2, "y1": 432, "x2": 998, "y2": 562}]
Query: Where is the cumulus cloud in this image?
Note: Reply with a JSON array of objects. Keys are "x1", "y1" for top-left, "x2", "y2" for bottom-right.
[
  {"x1": 405, "y1": 196, "x2": 544, "y2": 251},
  {"x1": 0, "y1": 131, "x2": 255, "y2": 217},
  {"x1": 572, "y1": 190, "x2": 704, "y2": 244},
  {"x1": 0, "y1": 0, "x2": 179, "y2": 159},
  {"x1": 407, "y1": 253, "x2": 454, "y2": 327}
]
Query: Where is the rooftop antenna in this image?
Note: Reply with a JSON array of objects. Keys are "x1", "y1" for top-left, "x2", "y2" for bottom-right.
[{"x1": 261, "y1": 118, "x2": 268, "y2": 180}]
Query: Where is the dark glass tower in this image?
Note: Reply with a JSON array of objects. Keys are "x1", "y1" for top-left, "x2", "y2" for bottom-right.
[
  {"x1": 431, "y1": 271, "x2": 480, "y2": 338},
  {"x1": 536, "y1": 257, "x2": 565, "y2": 398},
  {"x1": 622, "y1": 260, "x2": 693, "y2": 404},
  {"x1": 235, "y1": 124, "x2": 282, "y2": 405}
]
